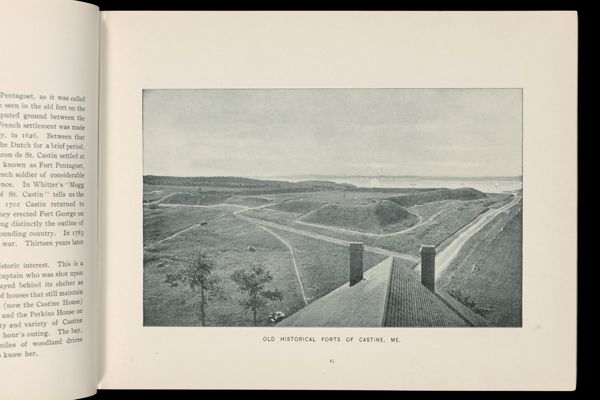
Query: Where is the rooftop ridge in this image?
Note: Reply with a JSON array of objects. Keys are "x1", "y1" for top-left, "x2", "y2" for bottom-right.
[{"x1": 383, "y1": 258, "x2": 468, "y2": 327}]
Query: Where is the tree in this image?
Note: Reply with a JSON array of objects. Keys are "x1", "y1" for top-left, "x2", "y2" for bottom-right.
[
  {"x1": 230, "y1": 264, "x2": 283, "y2": 326},
  {"x1": 165, "y1": 250, "x2": 223, "y2": 326}
]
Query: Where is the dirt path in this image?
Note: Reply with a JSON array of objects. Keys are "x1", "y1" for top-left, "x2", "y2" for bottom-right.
[
  {"x1": 144, "y1": 204, "x2": 244, "y2": 249},
  {"x1": 152, "y1": 200, "x2": 421, "y2": 263},
  {"x1": 255, "y1": 225, "x2": 309, "y2": 306},
  {"x1": 237, "y1": 213, "x2": 419, "y2": 263},
  {"x1": 232, "y1": 202, "x2": 279, "y2": 215},
  {"x1": 147, "y1": 200, "x2": 311, "y2": 305},
  {"x1": 149, "y1": 197, "x2": 485, "y2": 267},
  {"x1": 410, "y1": 194, "x2": 522, "y2": 279},
  {"x1": 144, "y1": 222, "x2": 206, "y2": 250},
  {"x1": 291, "y1": 207, "x2": 445, "y2": 238},
  {"x1": 435, "y1": 195, "x2": 521, "y2": 278},
  {"x1": 159, "y1": 203, "x2": 245, "y2": 209}
]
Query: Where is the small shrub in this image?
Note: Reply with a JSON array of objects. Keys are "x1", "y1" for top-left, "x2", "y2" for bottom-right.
[
  {"x1": 230, "y1": 264, "x2": 283, "y2": 326},
  {"x1": 448, "y1": 288, "x2": 494, "y2": 317}
]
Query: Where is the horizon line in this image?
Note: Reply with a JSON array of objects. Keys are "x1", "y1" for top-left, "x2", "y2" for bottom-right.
[{"x1": 143, "y1": 173, "x2": 523, "y2": 180}]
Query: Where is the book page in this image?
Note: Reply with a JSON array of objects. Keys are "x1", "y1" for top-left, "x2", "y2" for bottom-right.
[
  {"x1": 99, "y1": 11, "x2": 576, "y2": 390},
  {"x1": 0, "y1": 1, "x2": 99, "y2": 399}
]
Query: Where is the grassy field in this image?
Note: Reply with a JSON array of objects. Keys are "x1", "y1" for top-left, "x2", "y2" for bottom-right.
[
  {"x1": 388, "y1": 187, "x2": 486, "y2": 207},
  {"x1": 224, "y1": 195, "x2": 272, "y2": 207},
  {"x1": 143, "y1": 180, "x2": 519, "y2": 327},
  {"x1": 143, "y1": 180, "x2": 341, "y2": 204},
  {"x1": 483, "y1": 193, "x2": 514, "y2": 208},
  {"x1": 143, "y1": 184, "x2": 239, "y2": 202},
  {"x1": 243, "y1": 207, "x2": 371, "y2": 244},
  {"x1": 265, "y1": 227, "x2": 388, "y2": 303},
  {"x1": 300, "y1": 200, "x2": 419, "y2": 233},
  {"x1": 408, "y1": 201, "x2": 448, "y2": 220},
  {"x1": 144, "y1": 206, "x2": 387, "y2": 326},
  {"x1": 247, "y1": 189, "x2": 413, "y2": 204},
  {"x1": 244, "y1": 198, "x2": 492, "y2": 257},
  {"x1": 372, "y1": 199, "x2": 489, "y2": 256},
  {"x1": 143, "y1": 206, "x2": 230, "y2": 246},
  {"x1": 437, "y1": 202, "x2": 522, "y2": 326},
  {"x1": 144, "y1": 210, "x2": 306, "y2": 326},
  {"x1": 268, "y1": 199, "x2": 327, "y2": 214}
]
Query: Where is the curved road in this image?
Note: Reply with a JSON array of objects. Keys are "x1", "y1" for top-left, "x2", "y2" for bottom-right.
[
  {"x1": 292, "y1": 207, "x2": 446, "y2": 238},
  {"x1": 409, "y1": 194, "x2": 522, "y2": 279},
  {"x1": 236, "y1": 212, "x2": 419, "y2": 263},
  {"x1": 255, "y1": 224, "x2": 309, "y2": 306},
  {"x1": 147, "y1": 194, "x2": 520, "y2": 281}
]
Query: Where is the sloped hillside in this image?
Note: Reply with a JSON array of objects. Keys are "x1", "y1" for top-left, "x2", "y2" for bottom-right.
[
  {"x1": 300, "y1": 200, "x2": 418, "y2": 233},
  {"x1": 268, "y1": 199, "x2": 327, "y2": 215},
  {"x1": 225, "y1": 196, "x2": 271, "y2": 207},
  {"x1": 388, "y1": 188, "x2": 487, "y2": 208},
  {"x1": 156, "y1": 191, "x2": 232, "y2": 205}
]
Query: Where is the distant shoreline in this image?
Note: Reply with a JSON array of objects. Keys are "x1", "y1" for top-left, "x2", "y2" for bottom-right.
[
  {"x1": 143, "y1": 174, "x2": 522, "y2": 195},
  {"x1": 264, "y1": 175, "x2": 523, "y2": 182},
  {"x1": 143, "y1": 174, "x2": 523, "y2": 182}
]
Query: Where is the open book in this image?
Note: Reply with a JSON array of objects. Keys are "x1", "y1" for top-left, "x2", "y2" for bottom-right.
[{"x1": 0, "y1": 2, "x2": 578, "y2": 397}]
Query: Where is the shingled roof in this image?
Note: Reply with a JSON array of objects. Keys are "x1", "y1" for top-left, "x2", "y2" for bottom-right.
[
  {"x1": 278, "y1": 256, "x2": 486, "y2": 327},
  {"x1": 382, "y1": 258, "x2": 468, "y2": 327},
  {"x1": 277, "y1": 257, "x2": 392, "y2": 327}
]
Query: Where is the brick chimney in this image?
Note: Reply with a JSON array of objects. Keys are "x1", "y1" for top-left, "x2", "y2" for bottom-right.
[
  {"x1": 420, "y1": 245, "x2": 436, "y2": 291},
  {"x1": 349, "y1": 242, "x2": 364, "y2": 286}
]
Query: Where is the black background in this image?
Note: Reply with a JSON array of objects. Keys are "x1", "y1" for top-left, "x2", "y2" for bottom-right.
[{"x1": 78, "y1": 0, "x2": 587, "y2": 397}]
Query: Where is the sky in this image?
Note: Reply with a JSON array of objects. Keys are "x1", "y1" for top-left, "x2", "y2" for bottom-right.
[{"x1": 143, "y1": 89, "x2": 522, "y2": 178}]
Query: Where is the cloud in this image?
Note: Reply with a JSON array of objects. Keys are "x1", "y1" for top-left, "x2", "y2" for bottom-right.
[{"x1": 143, "y1": 89, "x2": 522, "y2": 177}]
